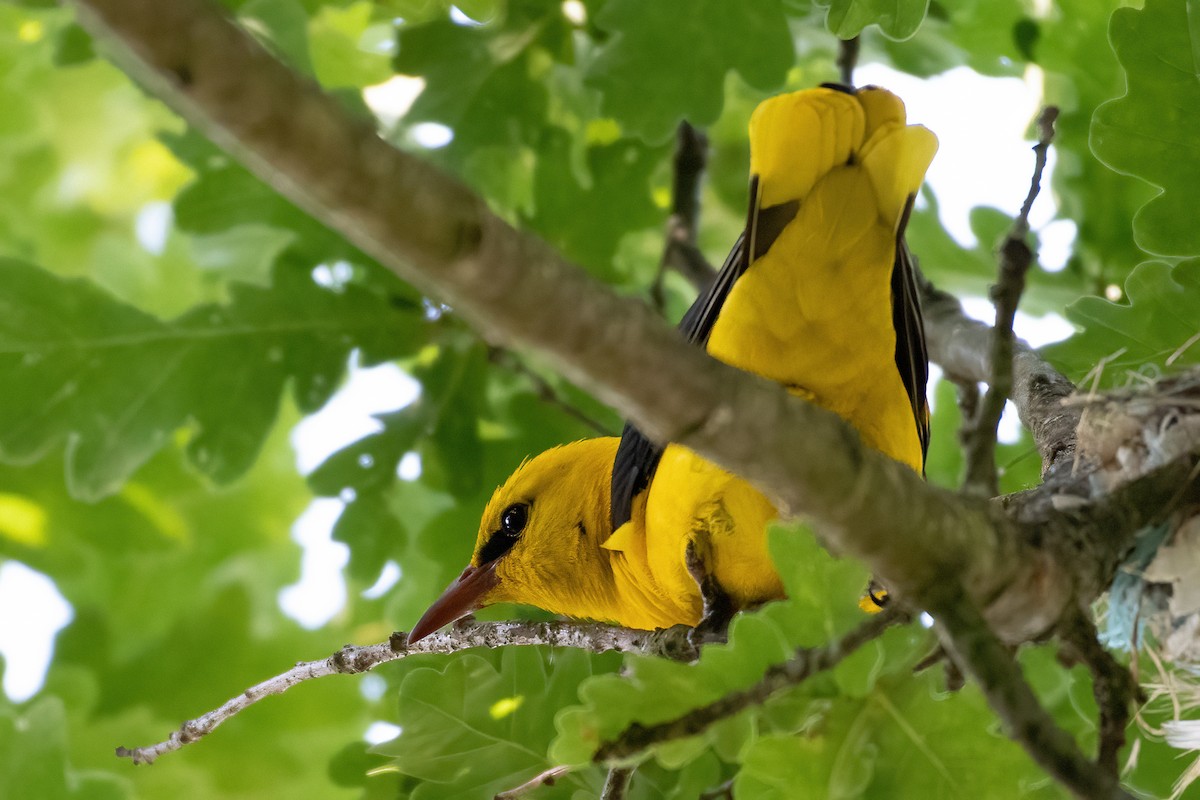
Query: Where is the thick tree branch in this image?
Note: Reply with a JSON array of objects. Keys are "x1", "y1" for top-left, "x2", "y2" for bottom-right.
[{"x1": 115, "y1": 620, "x2": 698, "y2": 765}]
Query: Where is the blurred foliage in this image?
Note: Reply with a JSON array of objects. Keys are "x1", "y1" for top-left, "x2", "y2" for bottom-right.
[{"x1": 0, "y1": 0, "x2": 1196, "y2": 797}]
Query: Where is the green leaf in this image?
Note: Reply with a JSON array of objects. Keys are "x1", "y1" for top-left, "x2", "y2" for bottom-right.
[
  {"x1": 393, "y1": 14, "x2": 551, "y2": 151},
  {"x1": 239, "y1": 0, "x2": 315, "y2": 75},
  {"x1": 379, "y1": 648, "x2": 618, "y2": 798},
  {"x1": 1038, "y1": 0, "x2": 1150, "y2": 284},
  {"x1": 1044, "y1": 259, "x2": 1200, "y2": 383},
  {"x1": 1092, "y1": 0, "x2": 1200, "y2": 257},
  {"x1": 736, "y1": 675, "x2": 1052, "y2": 799},
  {"x1": 412, "y1": 341, "x2": 488, "y2": 499},
  {"x1": 524, "y1": 129, "x2": 666, "y2": 277},
  {"x1": 816, "y1": 0, "x2": 929, "y2": 41},
  {"x1": 585, "y1": 0, "x2": 793, "y2": 142},
  {"x1": 0, "y1": 258, "x2": 425, "y2": 499},
  {"x1": 309, "y1": 2, "x2": 393, "y2": 88},
  {"x1": 172, "y1": 160, "x2": 349, "y2": 260},
  {"x1": 52, "y1": 23, "x2": 94, "y2": 66},
  {"x1": 738, "y1": 735, "x2": 837, "y2": 798},
  {"x1": 0, "y1": 697, "x2": 128, "y2": 800},
  {"x1": 383, "y1": 0, "x2": 498, "y2": 25}
]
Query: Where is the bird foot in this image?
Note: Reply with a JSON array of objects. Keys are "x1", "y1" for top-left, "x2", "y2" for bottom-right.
[{"x1": 685, "y1": 540, "x2": 735, "y2": 648}]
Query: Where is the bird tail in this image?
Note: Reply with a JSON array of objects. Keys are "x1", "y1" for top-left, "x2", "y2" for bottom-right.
[{"x1": 748, "y1": 85, "x2": 937, "y2": 227}]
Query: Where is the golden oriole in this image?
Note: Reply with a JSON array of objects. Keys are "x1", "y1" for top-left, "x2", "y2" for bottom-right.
[{"x1": 408, "y1": 85, "x2": 936, "y2": 643}]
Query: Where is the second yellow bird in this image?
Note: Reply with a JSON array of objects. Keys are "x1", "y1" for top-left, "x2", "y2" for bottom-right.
[{"x1": 409, "y1": 85, "x2": 937, "y2": 643}]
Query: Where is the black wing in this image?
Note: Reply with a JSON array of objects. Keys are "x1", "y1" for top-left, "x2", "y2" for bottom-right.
[
  {"x1": 891, "y1": 195, "x2": 930, "y2": 468},
  {"x1": 609, "y1": 178, "x2": 799, "y2": 529}
]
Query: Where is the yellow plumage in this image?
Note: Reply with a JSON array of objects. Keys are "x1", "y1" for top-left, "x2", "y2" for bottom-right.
[{"x1": 408, "y1": 86, "x2": 937, "y2": 641}]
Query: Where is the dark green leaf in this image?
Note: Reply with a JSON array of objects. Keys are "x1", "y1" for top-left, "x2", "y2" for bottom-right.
[
  {"x1": 525, "y1": 129, "x2": 666, "y2": 277},
  {"x1": 52, "y1": 23, "x2": 94, "y2": 66},
  {"x1": 239, "y1": 0, "x2": 315, "y2": 75},
  {"x1": 585, "y1": 0, "x2": 793, "y2": 142}
]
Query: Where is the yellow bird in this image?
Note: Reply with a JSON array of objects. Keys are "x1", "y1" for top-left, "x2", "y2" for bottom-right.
[{"x1": 408, "y1": 85, "x2": 937, "y2": 643}]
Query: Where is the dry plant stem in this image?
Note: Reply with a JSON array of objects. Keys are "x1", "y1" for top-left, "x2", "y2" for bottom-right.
[
  {"x1": 494, "y1": 765, "x2": 572, "y2": 800},
  {"x1": 593, "y1": 607, "x2": 904, "y2": 763},
  {"x1": 837, "y1": 36, "x2": 860, "y2": 86},
  {"x1": 963, "y1": 106, "x2": 1059, "y2": 496},
  {"x1": 652, "y1": 120, "x2": 713, "y2": 310},
  {"x1": 488, "y1": 347, "x2": 614, "y2": 436},
  {"x1": 933, "y1": 593, "x2": 1134, "y2": 800},
  {"x1": 601, "y1": 767, "x2": 635, "y2": 800},
  {"x1": 115, "y1": 620, "x2": 698, "y2": 765}
]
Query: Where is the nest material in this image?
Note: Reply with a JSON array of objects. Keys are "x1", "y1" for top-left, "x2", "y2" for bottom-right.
[{"x1": 1074, "y1": 370, "x2": 1200, "y2": 661}]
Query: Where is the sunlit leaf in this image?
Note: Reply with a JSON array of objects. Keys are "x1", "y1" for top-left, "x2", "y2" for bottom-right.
[
  {"x1": 1045, "y1": 259, "x2": 1200, "y2": 383},
  {"x1": 1092, "y1": 0, "x2": 1200, "y2": 257}
]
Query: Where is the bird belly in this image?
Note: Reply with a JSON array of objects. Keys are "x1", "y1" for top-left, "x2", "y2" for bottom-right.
[{"x1": 644, "y1": 445, "x2": 783, "y2": 615}]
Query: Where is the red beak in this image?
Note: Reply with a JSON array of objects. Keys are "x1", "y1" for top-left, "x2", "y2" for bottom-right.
[{"x1": 407, "y1": 562, "x2": 499, "y2": 644}]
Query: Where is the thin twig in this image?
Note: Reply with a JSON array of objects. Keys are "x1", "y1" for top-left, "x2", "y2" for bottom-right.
[
  {"x1": 115, "y1": 620, "x2": 697, "y2": 765},
  {"x1": 962, "y1": 106, "x2": 1059, "y2": 496},
  {"x1": 488, "y1": 346, "x2": 615, "y2": 436},
  {"x1": 1057, "y1": 607, "x2": 1141, "y2": 778},
  {"x1": 593, "y1": 607, "x2": 905, "y2": 763},
  {"x1": 918, "y1": 269, "x2": 1080, "y2": 474},
  {"x1": 651, "y1": 121, "x2": 714, "y2": 311},
  {"x1": 601, "y1": 766, "x2": 635, "y2": 800},
  {"x1": 931, "y1": 590, "x2": 1134, "y2": 800},
  {"x1": 494, "y1": 765, "x2": 572, "y2": 799},
  {"x1": 837, "y1": 36, "x2": 860, "y2": 86}
]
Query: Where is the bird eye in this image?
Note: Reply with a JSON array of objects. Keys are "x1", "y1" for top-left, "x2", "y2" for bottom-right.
[{"x1": 500, "y1": 503, "x2": 528, "y2": 536}]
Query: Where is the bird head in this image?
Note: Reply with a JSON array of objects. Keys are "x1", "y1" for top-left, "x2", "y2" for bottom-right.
[{"x1": 407, "y1": 437, "x2": 618, "y2": 643}]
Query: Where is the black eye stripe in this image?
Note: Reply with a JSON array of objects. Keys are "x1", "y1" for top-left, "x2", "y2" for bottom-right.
[{"x1": 478, "y1": 529, "x2": 517, "y2": 564}]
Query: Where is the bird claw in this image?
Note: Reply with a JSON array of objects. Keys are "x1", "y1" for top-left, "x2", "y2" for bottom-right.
[
  {"x1": 685, "y1": 540, "x2": 735, "y2": 648},
  {"x1": 688, "y1": 614, "x2": 731, "y2": 648}
]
